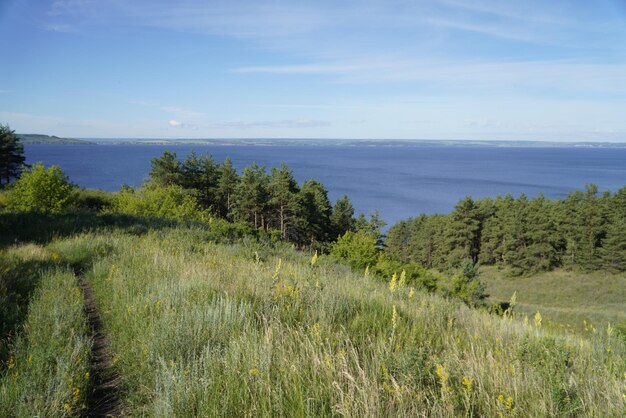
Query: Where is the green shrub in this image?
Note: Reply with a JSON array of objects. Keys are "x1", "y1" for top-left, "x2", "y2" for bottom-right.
[
  {"x1": 72, "y1": 188, "x2": 113, "y2": 212},
  {"x1": 5, "y1": 163, "x2": 74, "y2": 213},
  {"x1": 109, "y1": 183, "x2": 207, "y2": 221},
  {"x1": 329, "y1": 229, "x2": 378, "y2": 270}
]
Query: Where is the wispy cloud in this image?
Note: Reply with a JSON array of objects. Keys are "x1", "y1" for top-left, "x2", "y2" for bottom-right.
[
  {"x1": 233, "y1": 58, "x2": 626, "y2": 95},
  {"x1": 129, "y1": 100, "x2": 205, "y2": 119},
  {"x1": 45, "y1": 23, "x2": 74, "y2": 32},
  {"x1": 209, "y1": 119, "x2": 331, "y2": 130}
]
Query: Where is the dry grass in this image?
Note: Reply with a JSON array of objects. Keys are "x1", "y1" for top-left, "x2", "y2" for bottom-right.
[{"x1": 482, "y1": 266, "x2": 626, "y2": 332}]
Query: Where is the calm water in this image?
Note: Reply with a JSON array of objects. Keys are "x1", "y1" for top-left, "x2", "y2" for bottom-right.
[{"x1": 24, "y1": 144, "x2": 626, "y2": 225}]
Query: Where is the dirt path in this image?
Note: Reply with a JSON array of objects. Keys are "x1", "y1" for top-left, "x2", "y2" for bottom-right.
[{"x1": 76, "y1": 273, "x2": 122, "y2": 417}]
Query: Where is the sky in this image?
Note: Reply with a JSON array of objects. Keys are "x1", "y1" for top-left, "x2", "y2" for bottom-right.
[{"x1": 1, "y1": 0, "x2": 626, "y2": 141}]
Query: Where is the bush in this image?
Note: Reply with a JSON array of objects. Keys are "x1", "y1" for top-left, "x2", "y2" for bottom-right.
[
  {"x1": 5, "y1": 163, "x2": 74, "y2": 213},
  {"x1": 109, "y1": 183, "x2": 207, "y2": 221},
  {"x1": 329, "y1": 229, "x2": 378, "y2": 270},
  {"x1": 72, "y1": 188, "x2": 113, "y2": 212}
]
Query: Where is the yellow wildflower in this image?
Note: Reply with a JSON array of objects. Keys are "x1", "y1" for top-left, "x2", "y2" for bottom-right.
[
  {"x1": 272, "y1": 258, "x2": 282, "y2": 280},
  {"x1": 399, "y1": 270, "x2": 406, "y2": 288},
  {"x1": 312, "y1": 322, "x2": 321, "y2": 343},
  {"x1": 408, "y1": 287, "x2": 415, "y2": 301},
  {"x1": 534, "y1": 312, "x2": 542, "y2": 328},
  {"x1": 391, "y1": 305, "x2": 398, "y2": 331},
  {"x1": 462, "y1": 375, "x2": 473, "y2": 394},
  {"x1": 389, "y1": 273, "x2": 397, "y2": 292},
  {"x1": 364, "y1": 265, "x2": 369, "y2": 276},
  {"x1": 497, "y1": 393, "x2": 514, "y2": 410},
  {"x1": 310, "y1": 251, "x2": 318, "y2": 266},
  {"x1": 249, "y1": 367, "x2": 260, "y2": 377},
  {"x1": 435, "y1": 364, "x2": 449, "y2": 393}
]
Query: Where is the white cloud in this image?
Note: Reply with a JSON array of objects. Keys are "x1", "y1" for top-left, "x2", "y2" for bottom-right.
[
  {"x1": 45, "y1": 23, "x2": 75, "y2": 32},
  {"x1": 168, "y1": 119, "x2": 183, "y2": 127},
  {"x1": 208, "y1": 119, "x2": 330, "y2": 129}
]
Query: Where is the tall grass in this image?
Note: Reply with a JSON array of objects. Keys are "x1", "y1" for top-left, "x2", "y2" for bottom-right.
[
  {"x1": 0, "y1": 265, "x2": 91, "y2": 417},
  {"x1": 482, "y1": 266, "x2": 626, "y2": 332},
  {"x1": 52, "y1": 228, "x2": 625, "y2": 417}
]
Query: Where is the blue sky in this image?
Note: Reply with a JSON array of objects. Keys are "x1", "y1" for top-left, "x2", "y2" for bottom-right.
[{"x1": 1, "y1": 0, "x2": 625, "y2": 141}]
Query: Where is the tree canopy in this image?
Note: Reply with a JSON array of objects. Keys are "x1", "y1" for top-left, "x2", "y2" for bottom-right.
[{"x1": 0, "y1": 124, "x2": 26, "y2": 185}]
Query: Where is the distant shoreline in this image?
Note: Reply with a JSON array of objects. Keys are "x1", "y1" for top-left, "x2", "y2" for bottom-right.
[{"x1": 22, "y1": 136, "x2": 626, "y2": 148}]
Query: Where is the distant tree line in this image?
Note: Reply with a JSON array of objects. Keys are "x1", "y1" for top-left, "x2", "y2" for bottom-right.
[
  {"x1": 385, "y1": 185, "x2": 626, "y2": 274},
  {"x1": 144, "y1": 150, "x2": 380, "y2": 248}
]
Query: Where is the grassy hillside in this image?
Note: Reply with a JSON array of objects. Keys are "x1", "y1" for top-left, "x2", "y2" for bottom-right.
[
  {"x1": 482, "y1": 267, "x2": 626, "y2": 333},
  {"x1": 1, "y1": 220, "x2": 624, "y2": 417}
]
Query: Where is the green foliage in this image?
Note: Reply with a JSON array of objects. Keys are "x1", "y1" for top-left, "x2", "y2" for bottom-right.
[
  {"x1": 216, "y1": 157, "x2": 238, "y2": 219},
  {"x1": 71, "y1": 188, "x2": 113, "y2": 212},
  {"x1": 0, "y1": 268, "x2": 91, "y2": 417},
  {"x1": 293, "y1": 180, "x2": 333, "y2": 247},
  {"x1": 329, "y1": 230, "x2": 378, "y2": 270},
  {"x1": 0, "y1": 124, "x2": 26, "y2": 185},
  {"x1": 38, "y1": 227, "x2": 626, "y2": 416},
  {"x1": 5, "y1": 163, "x2": 74, "y2": 213},
  {"x1": 149, "y1": 151, "x2": 182, "y2": 186},
  {"x1": 387, "y1": 185, "x2": 626, "y2": 274},
  {"x1": 330, "y1": 195, "x2": 355, "y2": 238},
  {"x1": 268, "y1": 164, "x2": 299, "y2": 240},
  {"x1": 444, "y1": 260, "x2": 487, "y2": 307},
  {"x1": 180, "y1": 151, "x2": 220, "y2": 210},
  {"x1": 233, "y1": 163, "x2": 269, "y2": 228},
  {"x1": 110, "y1": 183, "x2": 205, "y2": 221}
]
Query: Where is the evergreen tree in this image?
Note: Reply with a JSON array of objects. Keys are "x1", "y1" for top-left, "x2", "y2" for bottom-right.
[
  {"x1": 385, "y1": 219, "x2": 412, "y2": 263},
  {"x1": 216, "y1": 157, "x2": 239, "y2": 220},
  {"x1": 181, "y1": 152, "x2": 219, "y2": 210},
  {"x1": 293, "y1": 180, "x2": 332, "y2": 246},
  {"x1": 330, "y1": 195, "x2": 355, "y2": 239},
  {"x1": 602, "y1": 218, "x2": 626, "y2": 272},
  {"x1": 233, "y1": 163, "x2": 268, "y2": 229},
  {"x1": 149, "y1": 151, "x2": 182, "y2": 186},
  {"x1": 268, "y1": 163, "x2": 299, "y2": 239},
  {"x1": 0, "y1": 124, "x2": 26, "y2": 185},
  {"x1": 445, "y1": 196, "x2": 481, "y2": 267},
  {"x1": 479, "y1": 195, "x2": 514, "y2": 265}
]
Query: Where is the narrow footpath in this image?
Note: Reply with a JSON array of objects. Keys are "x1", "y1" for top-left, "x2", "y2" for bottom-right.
[{"x1": 76, "y1": 272, "x2": 122, "y2": 417}]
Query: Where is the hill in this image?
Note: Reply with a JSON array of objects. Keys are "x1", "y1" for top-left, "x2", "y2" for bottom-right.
[
  {"x1": 17, "y1": 134, "x2": 95, "y2": 144},
  {"x1": 1, "y1": 215, "x2": 624, "y2": 417}
]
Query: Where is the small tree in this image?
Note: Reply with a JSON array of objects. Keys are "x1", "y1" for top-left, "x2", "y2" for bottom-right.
[
  {"x1": 329, "y1": 229, "x2": 378, "y2": 270},
  {"x1": 7, "y1": 163, "x2": 74, "y2": 213},
  {"x1": 149, "y1": 151, "x2": 182, "y2": 186},
  {"x1": 0, "y1": 124, "x2": 26, "y2": 185}
]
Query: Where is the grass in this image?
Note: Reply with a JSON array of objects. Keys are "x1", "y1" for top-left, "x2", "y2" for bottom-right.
[
  {"x1": 2, "y1": 218, "x2": 625, "y2": 416},
  {"x1": 48, "y1": 227, "x2": 624, "y2": 417},
  {"x1": 482, "y1": 266, "x2": 626, "y2": 333},
  {"x1": 0, "y1": 261, "x2": 91, "y2": 417}
]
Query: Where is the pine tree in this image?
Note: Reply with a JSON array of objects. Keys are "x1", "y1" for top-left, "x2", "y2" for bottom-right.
[
  {"x1": 216, "y1": 157, "x2": 239, "y2": 220},
  {"x1": 268, "y1": 163, "x2": 299, "y2": 239},
  {"x1": 293, "y1": 180, "x2": 332, "y2": 247},
  {"x1": 0, "y1": 124, "x2": 26, "y2": 185},
  {"x1": 602, "y1": 218, "x2": 626, "y2": 272},
  {"x1": 181, "y1": 152, "x2": 219, "y2": 210},
  {"x1": 445, "y1": 196, "x2": 481, "y2": 267},
  {"x1": 330, "y1": 195, "x2": 355, "y2": 239},
  {"x1": 233, "y1": 163, "x2": 268, "y2": 229},
  {"x1": 149, "y1": 151, "x2": 182, "y2": 186}
]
